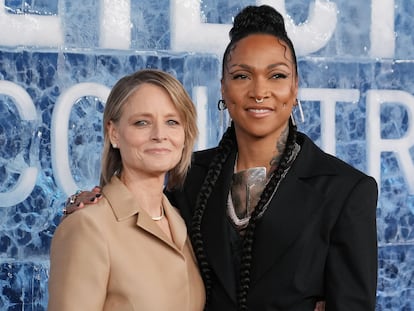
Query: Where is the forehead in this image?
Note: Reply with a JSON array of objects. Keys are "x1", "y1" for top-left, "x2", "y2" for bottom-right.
[
  {"x1": 123, "y1": 83, "x2": 176, "y2": 112},
  {"x1": 228, "y1": 34, "x2": 294, "y2": 64},
  {"x1": 129, "y1": 83, "x2": 170, "y2": 102}
]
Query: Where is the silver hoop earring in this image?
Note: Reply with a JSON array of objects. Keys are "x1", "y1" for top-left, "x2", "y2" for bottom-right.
[
  {"x1": 290, "y1": 113, "x2": 296, "y2": 126},
  {"x1": 296, "y1": 99, "x2": 305, "y2": 123},
  {"x1": 291, "y1": 99, "x2": 305, "y2": 126},
  {"x1": 217, "y1": 99, "x2": 227, "y2": 111},
  {"x1": 218, "y1": 100, "x2": 228, "y2": 130}
]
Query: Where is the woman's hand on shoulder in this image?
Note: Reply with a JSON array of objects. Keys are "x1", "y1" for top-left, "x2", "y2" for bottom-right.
[{"x1": 64, "y1": 187, "x2": 102, "y2": 215}]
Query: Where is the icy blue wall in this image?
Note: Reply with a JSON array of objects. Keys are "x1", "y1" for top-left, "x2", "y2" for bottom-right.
[{"x1": 0, "y1": 0, "x2": 413, "y2": 310}]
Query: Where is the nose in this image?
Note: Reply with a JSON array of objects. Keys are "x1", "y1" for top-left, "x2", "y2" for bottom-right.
[
  {"x1": 250, "y1": 77, "x2": 269, "y2": 102},
  {"x1": 151, "y1": 123, "x2": 167, "y2": 142}
]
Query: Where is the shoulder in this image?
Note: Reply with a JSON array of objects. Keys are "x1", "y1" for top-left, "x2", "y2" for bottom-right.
[
  {"x1": 50, "y1": 199, "x2": 112, "y2": 264},
  {"x1": 181, "y1": 147, "x2": 222, "y2": 183},
  {"x1": 192, "y1": 147, "x2": 221, "y2": 167},
  {"x1": 57, "y1": 197, "x2": 112, "y2": 232},
  {"x1": 297, "y1": 132, "x2": 371, "y2": 177},
  {"x1": 295, "y1": 132, "x2": 378, "y2": 193}
]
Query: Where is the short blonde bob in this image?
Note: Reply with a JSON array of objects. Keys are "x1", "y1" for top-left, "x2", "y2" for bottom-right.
[{"x1": 100, "y1": 69, "x2": 198, "y2": 190}]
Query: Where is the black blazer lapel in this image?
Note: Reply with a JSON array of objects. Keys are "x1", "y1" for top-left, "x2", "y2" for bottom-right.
[
  {"x1": 248, "y1": 133, "x2": 337, "y2": 286},
  {"x1": 249, "y1": 170, "x2": 326, "y2": 286}
]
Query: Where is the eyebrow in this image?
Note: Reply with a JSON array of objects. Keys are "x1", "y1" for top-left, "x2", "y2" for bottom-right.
[
  {"x1": 128, "y1": 111, "x2": 180, "y2": 119},
  {"x1": 228, "y1": 62, "x2": 291, "y2": 70}
]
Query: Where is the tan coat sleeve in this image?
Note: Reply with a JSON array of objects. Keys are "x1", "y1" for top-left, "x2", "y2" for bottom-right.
[{"x1": 48, "y1": 210, "x2": 110, "y2": 311}]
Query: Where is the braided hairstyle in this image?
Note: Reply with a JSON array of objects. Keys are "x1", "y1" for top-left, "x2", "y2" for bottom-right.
[
  {"x1": 190, "y1": 124, "x2": 236, "y2": 306},
  {"x1": 237, "y1": 121, "x2": 297, "y2": 310},
  {"x1": 191, "y1": 5, "x2": 299, "y2": 310}
]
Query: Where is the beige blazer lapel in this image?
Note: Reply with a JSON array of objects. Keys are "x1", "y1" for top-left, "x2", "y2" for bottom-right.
[
  {"x1": 162, "y1": 195, "x2": 187, "y2": 251},
  {"x1": 103, "y1": 176, "x2": 186, "y2": 253}
]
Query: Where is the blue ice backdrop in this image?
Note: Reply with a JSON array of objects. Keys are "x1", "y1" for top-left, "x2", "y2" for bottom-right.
[{"x1": 0, "y1": 0, "x2": 413, "y2": 310}]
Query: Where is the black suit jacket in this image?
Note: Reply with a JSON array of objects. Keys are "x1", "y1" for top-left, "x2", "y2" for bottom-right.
[{"x1": 166, "y1": 132, "x2": 378, "y2": 311}]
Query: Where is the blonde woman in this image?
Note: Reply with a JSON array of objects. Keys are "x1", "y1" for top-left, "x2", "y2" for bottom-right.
[{"x1": 48, "y1": 69, "x2": 205, "y2": 311}]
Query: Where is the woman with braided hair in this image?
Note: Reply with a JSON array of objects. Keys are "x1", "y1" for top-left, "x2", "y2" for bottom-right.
[
  {"x1": 64, "y1": 5, "x2": 378, "y2": 311},
  {"x1": 166, "y1": 5, "x2": 378, "y2": 310}
]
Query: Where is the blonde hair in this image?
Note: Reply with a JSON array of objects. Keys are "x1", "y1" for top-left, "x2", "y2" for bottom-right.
[{"x1": 100, "y1": 69, "x2": 198, "y2": 189}]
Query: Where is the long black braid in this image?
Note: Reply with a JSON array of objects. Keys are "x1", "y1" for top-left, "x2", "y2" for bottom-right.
[
  {"x1": 237, "y1": 121, "x2": 298, "y2": 310},
  {"x1": 190, "y1": 124, "x2": 236, "y2": 307}
]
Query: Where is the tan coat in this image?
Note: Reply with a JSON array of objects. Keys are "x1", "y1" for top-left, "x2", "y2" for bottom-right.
[{"x1": 48, "y1": 176, "x2": 205, "y2": 311}]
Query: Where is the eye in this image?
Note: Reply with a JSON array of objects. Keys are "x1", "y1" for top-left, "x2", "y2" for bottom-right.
[
  {"x1": 232, "y1": 74, "x2": 249, "y2": 80},
  {"x1": 228, "y1": 69, "x2": 250, "y2": 80},
  {"x1": 270, "y1": 72, "x2": 288, "y2": 79},
  {"x1": 135, "y1": 120, "x2": 149, "y2": 126},
  {"x1": 167, "y1": 119, "x2": 180, "y2": 126}
]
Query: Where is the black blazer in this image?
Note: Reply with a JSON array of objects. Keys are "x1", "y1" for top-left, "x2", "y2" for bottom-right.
[{"x1": 167, "y1": 132, "x2": 378, "y2": 311}]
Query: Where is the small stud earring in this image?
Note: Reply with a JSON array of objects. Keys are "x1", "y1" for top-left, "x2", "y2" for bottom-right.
[{"x1": 112, "y1": 143, "x2": 118, "y2": 149}]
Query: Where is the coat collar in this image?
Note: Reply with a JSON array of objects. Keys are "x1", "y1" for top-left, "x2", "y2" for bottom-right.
[
  {"x1": 293, "y1": 132, "x2": 340, "y2": 178},
  {"x1": 103, "y1": 176, "x2": 188, "y2": 252}
]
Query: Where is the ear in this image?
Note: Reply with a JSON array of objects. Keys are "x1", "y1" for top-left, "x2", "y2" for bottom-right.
[{"x1": 107, "y1": 120, "x2": 119, "y2": 146}]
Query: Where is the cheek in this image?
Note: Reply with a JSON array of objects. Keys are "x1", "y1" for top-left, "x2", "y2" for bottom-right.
[
  {"x1": 277, "y1": 83, "x2": 295, "y2": 95},
  {"x1": 278, "y1": 88, "x2": 297, "y2": 107},
  {"x1": 226, "y1": 105, "x2": 237, "y2": 120},
  {"x1": 222, "y1": 81, "x2": 240, "y2": 100},
  {"x1": 223, "y1": 91, "x2": 242, "y2": 113},
  {"x1": 119, "y1": 131, "x2": 138, "y2": 146},
  {"x1": 174, "y1": 130, "x2": 186, "y2": 148}
]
